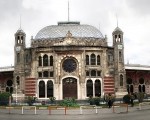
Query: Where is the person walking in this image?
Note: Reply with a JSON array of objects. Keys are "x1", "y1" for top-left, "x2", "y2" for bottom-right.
[
  {"x1": 130, "y1": 93, "x2": 135, "y2": 107},
  {"x1": 108, "y1": 93, "x2": 112, "y2": 108}
]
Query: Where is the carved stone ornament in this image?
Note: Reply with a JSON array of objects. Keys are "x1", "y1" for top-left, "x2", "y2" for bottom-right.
[
  {"x1": 145, "y1": 79, "x2": 150, "y2": 85},
  {"x1": 65, "y1": 31, "x2": 73, "y2": 45},
  {"x1": 66, "y1": 31, "x2": 72, "y2": 38},
  {"x1": 133, "y1": 80, "x2": 138, "y2": 85}
]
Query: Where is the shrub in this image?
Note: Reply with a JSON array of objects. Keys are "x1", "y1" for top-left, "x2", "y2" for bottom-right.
[
  {"x1": 60, "y1": 98, "x2": 79, "y2": 107},
  {"x1": 25, "y1": 96, "x2": 37, "y2": 106},
  {"x1": 0, "y1": 92, "x2": 12, "y2": 106},
  {"x1": 88, "y1": 97, "x2": 100, "y2": 105},
  {"x1": 104, "y1": 94, "x2": 116, "y2": 103},
  {"x1": 135, "y1": 92, "x2": 145, "y2": 103},
  {"x1": 49, "y1": 97, "x2": 56, "y2": 104},
  {"x1": 123, "y1": 94, "x2": 131, "y2": 104}
]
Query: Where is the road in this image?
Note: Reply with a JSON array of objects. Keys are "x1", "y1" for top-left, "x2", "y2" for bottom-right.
[{"x1": 0, "y1": 107, "x2": 150, "y2": 120}]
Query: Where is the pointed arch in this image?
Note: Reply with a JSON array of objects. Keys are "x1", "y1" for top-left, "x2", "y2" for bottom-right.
[
  {"x1": 120, "y1": 74, "x2": 123, "y2": 86},
  {"x1": 119, "y1": 51, "x2": 122, "y2": 61},
  {"x1": 17, "y1": 53, "x2": 20, "y2": 63},
  {"x1": 86, "y1": 79, "x2": 93, "y2": 97},
  {"x1": 126, "y1": 78, "x2": 133, "y2": 93},
  {"x1": 50, "y1": 55, "x2": 53, "y2": 66},
  {"x1": 97, "y1": 55, "x2": 100, "y2": 65},
  {"x1": 91, "y1": 54, "x2": 96, "y2": 65},
  {"x1": 95, "y1": 79, "x2": 101, "y2": 97},
  {"x1": 43, "y1": 54, "x2": 48, "y2": 66},
  {"x1": 139, "y1": 78, "x2": 145, "y2": 93},
  {"x1": 86, "y1": 55, "x2": 89, "y2": 65},
  {"x1": 16, "y1": 76, "x2": 20, "y2": 85},
  {"x1": 38, "y1": 56, "x2": 42, "y2": 66},
  {"x1": 91, "y1": 70, "x2": 96, "y2": 77},
  {"x1": 47, "y1": 80, "x2": 53, "y2": 97},
  {"x1": 39, "y1": 81, "x2": 45, "y2": 98}
]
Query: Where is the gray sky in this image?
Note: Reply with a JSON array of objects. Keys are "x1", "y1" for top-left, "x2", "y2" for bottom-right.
[{"x1": 0, "y1": 0, "x2": 150, "y2": 67}]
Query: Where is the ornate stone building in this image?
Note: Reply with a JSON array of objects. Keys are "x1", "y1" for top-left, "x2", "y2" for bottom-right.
[{"x1": 0, "y1": 21, "x2": 150, "y2": 100}]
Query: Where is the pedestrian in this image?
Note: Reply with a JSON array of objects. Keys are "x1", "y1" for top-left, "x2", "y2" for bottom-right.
[
  {"x1": 130, "y1": 93, "x2": 135, "y2": 107},
  {"x1": 108, "y1": 93, "x2": 112, "y2": 108}
]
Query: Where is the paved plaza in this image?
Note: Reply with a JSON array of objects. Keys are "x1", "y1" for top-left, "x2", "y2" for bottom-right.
[{"x1": 0, "y1": 106, "x2": 150, "y2": 120}]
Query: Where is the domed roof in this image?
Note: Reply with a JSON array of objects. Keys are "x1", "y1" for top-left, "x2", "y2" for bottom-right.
[
  {"x1": 112, "y1": 27, "x2": 123, "y2": 34},
  {"x1": 35, "y1": 22, "x2": 104, "y2": 39},
  {"x1": 15, "y1": 28, "x2": 26, "y2": 35}
]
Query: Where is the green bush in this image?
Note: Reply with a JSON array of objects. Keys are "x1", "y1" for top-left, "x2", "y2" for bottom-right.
[
  {"x1": 88, "y1": 97, "x2": 100, "y2": 105},
  {"x1": 60, "y1": 98, "x2": 79, "y2": 107},
  {"x1": 123, "y1": 94, "x2": 131, "y2": 104},
  {"x1": 25, "y1": 96, "x2": 37, "y2": 106},
  {"x1": 49, "y1": 97, "x2": 56, "y2": 104},
  {"x1": 135, "y1": 92, "x2": 145, "y2": 103},
  {"x1": 0, "y1": 92, "x2": 12, "y2": 106}
]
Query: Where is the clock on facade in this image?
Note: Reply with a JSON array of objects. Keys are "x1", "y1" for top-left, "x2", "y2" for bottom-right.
[
  {"x1": 118, "y1": 45, "x2": 123, "y2": 49},
  {"x1": 62, "y1": 58, "x2": 77, "y2": 73},
  {"x1": 16, "y1": 46, "x2": 21, "y2": 51}
]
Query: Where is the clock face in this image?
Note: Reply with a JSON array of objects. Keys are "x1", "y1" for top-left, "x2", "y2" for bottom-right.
[
  {"x1": 62, "y1": 58, "x2": 77, "y2": 73},
  {"x1": 16, "y1": 46, "x2": 21, "y2": 51},
  {"x1": 118, "y1": 45, "x2": 122, "y2": 49}
]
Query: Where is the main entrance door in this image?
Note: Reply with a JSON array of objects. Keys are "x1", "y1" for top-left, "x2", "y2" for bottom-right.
[{"x1": 63, "y1": 77, "x2": 77, "y2": 99}]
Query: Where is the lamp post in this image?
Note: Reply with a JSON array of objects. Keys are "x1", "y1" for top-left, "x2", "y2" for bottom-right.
[{"x1": 15, "y1": 83, "x2": 18, "y2": 104}]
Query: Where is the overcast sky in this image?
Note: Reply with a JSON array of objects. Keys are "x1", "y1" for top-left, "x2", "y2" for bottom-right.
[{"x1": 0, "y1": 0, "x2": 150, "y2": 67}]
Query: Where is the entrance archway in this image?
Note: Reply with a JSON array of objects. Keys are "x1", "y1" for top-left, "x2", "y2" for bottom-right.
[{"x1": 63, "y1": 77, "x2": 77, "y2": 99}]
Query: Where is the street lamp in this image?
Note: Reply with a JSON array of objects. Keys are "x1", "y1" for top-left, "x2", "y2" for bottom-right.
[{"x1": 15, "y1": 83, "x2": 18, "y2": 104}]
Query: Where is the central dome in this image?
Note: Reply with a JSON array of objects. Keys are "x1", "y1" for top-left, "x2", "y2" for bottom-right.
[{"x1": 35, "y1": 22, "x2": 104, "y2": 39}]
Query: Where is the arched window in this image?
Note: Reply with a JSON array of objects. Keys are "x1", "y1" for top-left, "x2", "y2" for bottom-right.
[
  {"x1": 6, "y1": 80, "x2": 13, "y2": 93},
  {"x1": 97, "y1": 55, "x2": 100, "y2": 65},
  {"x1": 95, "y1": 79, "x2": 101, "y2": 97},
  {"x1": 86, "y1": 80, "x2": 93, "y2": 97},
  {"x1": 16, "y1": 76, "x2": 20, "y2": 85},
  {"x1": 120, "y1": 74, "x2": 123, "y2": 86},
  {"x1": 50, "y1": 56, "x2": 53, "y2": 66},
  {"x1": 43, "y1": 54, "x2": 48, "y2": 66},
  {"x1": 43, "y1": 71, "x2": 48, "y2": 77},
  {"x1": 50, "y1": 71, "x2": 54, "y2": 77},
  {"x1": 115, "y1": 35, "x2": 117, "y2": 42},
  {"x1": 139, "y1": 78, "x2": 144, "y2": 84},
  {"x1": 17, "y1": 36, "x2": 20, "y2": 44},
  {"x1": 21, "y1": 36, "x2": 23, "y2": 40},
  {"x1": 91, "y1": 54, "x2": 96, "y2": 65},
  {"x1": 6, "y1": 87, "x2": 9, "y2": 92},
  {"x1": 38, "y1": 72, "x2": 42, "y2": 78},
  {"x1": 139, "y1": 78, "x2": 145, "y2": 93},
  {"x1": 119, "y1": 51, "x2": 122, "y2": 61},
  {"x1": 39, "y1": 81, "x2": 45, "y2": 98},
  {"x1": 91, "y1": 70, "x2": 96, "y2": 77},
  {"x1": 127, "y1": 78, "x2": 132, "y2": 84},
  {"x1": 118, "y1": 35, "x2": 121, "y2": 42},
  {"x1": 17, "y1": 53, "x2": 20, "y2": 63},
  {"x1": 17, "y1": 36, "x2": 20, "y2": 40},
  {"x1": 7, "y1": 80, "x2": 13, "y2": 87},
  {"x1": 86, "y1": 71, "x2": 89, "y2": 76},
  {"x1": 97, "y1": 71, "x2": 101, "y2": 77},
  {"x1": 126, "y1": 78, "x2": 133, "y2": 93},
  {"x1": 142, "y1": 85, "x2": 145, "y2": 92},
  {"x1": 139, "y1": 85, "x2": 142, "y2": 92},
  {"x1": 108, "y1": 53, "x2": 113, "y2": 66},
  {"x1": 26, "y1": 54, "x2": 28, "y2": 63},
  {"x1": 47, "y1": 80, "x2": 53, "y2": 97},
  {"x1": 38, "y1": 56, "x2": 42, "y2": 66},
  {"x1": 86, "y1": 55, "x2": 89, "y2": 65}
]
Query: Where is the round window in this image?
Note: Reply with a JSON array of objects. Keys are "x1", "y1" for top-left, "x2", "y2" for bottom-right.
[{"x1": 62, "y1": 58, "x2": 77, "y2": 73}]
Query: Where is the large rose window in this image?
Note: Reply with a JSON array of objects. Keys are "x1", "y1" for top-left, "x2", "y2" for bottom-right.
[{"x1": 62, "y1": 58, "x2": 77, "y2": 73}]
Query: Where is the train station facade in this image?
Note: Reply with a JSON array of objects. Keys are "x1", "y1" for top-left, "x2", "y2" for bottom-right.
[{"x1": 0, "y1": 21, "x2": 150, "y2": 100}]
